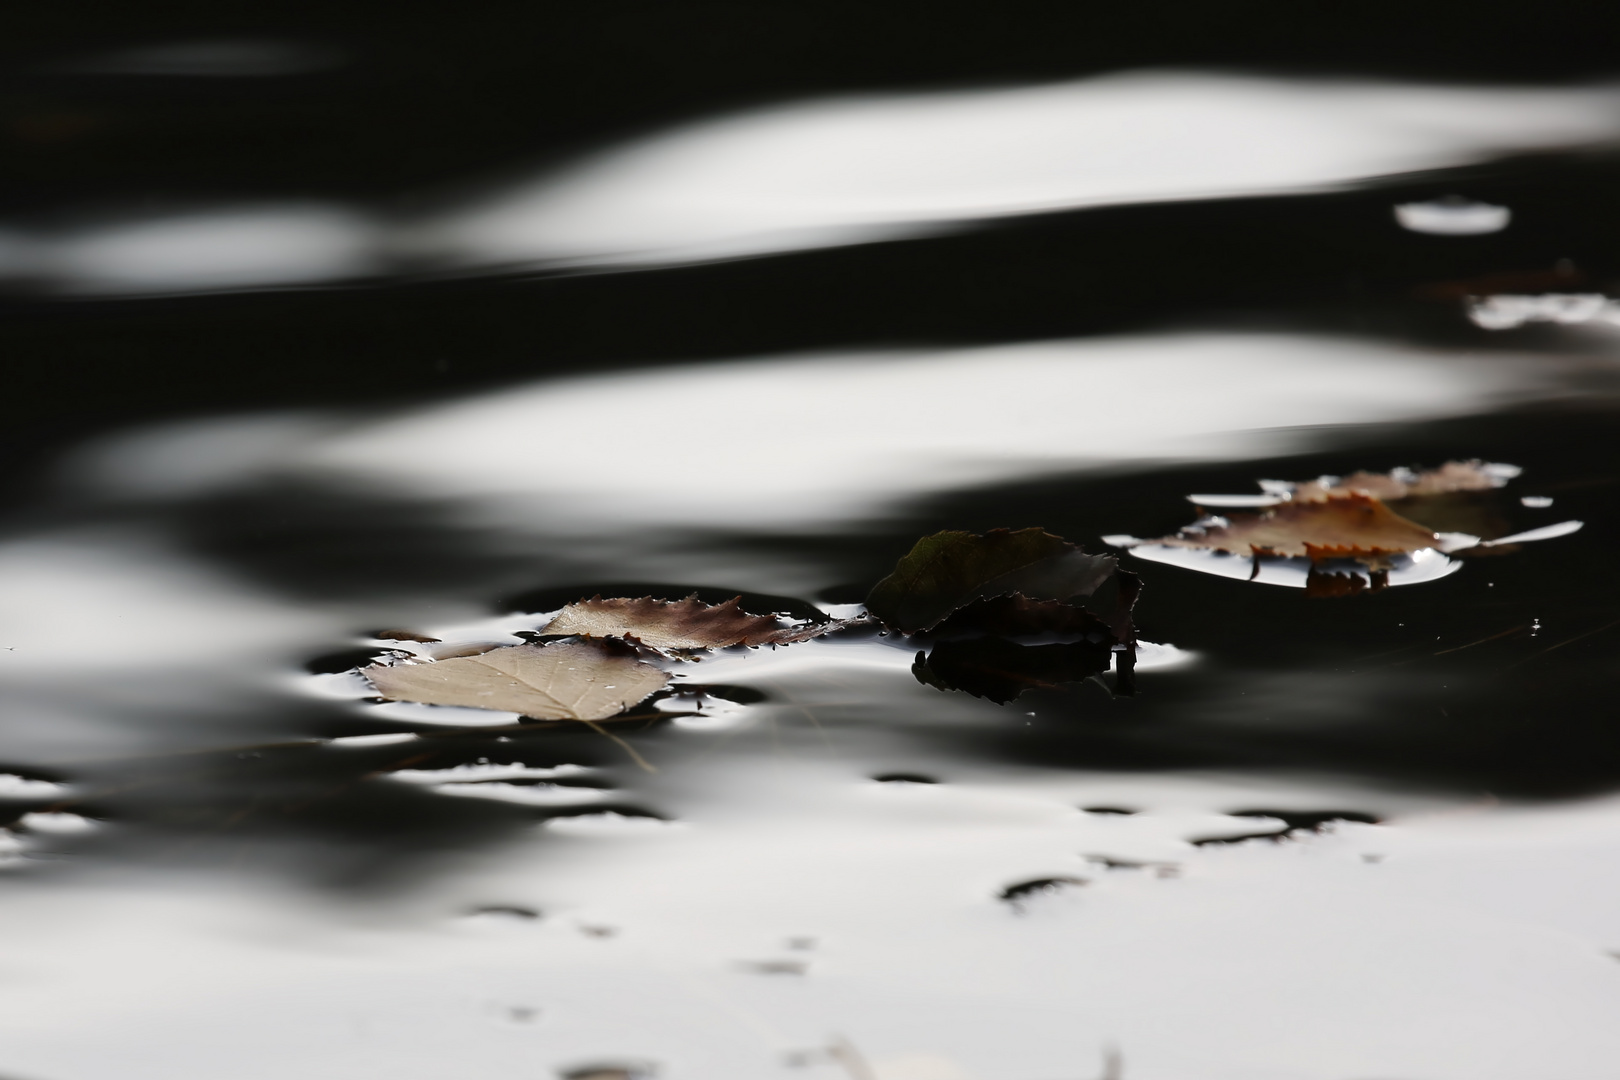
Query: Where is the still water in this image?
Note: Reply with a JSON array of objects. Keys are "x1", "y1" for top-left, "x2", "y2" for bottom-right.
[{"x1": 4, "y1": 20, "x2": 1620, "y2": 1080}]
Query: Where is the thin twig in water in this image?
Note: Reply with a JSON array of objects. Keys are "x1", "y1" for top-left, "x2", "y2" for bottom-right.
[{"x1": 580, "y1": 719, "x2": 658, "y2": 773}]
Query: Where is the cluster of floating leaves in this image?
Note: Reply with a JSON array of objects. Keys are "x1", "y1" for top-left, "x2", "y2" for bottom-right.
[
  {"x1": 357, "y1": 527, "x2": 1140, "y2": 721},
  {"x1": 351, "y1": 460, "x2": 1578, "y2": 727},
  {"x1": 362, "y1": 597, "x2": 855, "y2": 723},
  {"x1": 1106, "y1": 460, "x2": 1581, "y2": 597}
]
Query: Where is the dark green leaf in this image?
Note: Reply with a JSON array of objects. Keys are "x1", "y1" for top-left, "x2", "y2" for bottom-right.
[
  {"x1": 866, "y1": 528, "x2": 1116, "y2": 633},
  {"x1": 911, "y1": 637, "x2": 1115, "y2": 704}
]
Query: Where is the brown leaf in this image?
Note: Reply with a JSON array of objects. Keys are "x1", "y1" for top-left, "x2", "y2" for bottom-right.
[
  {"x1": 1157, "y1": 493, "x2": 1440, "y2": 563},
  {"x1": 361, "y1": 641, "x2": 669, "y2": 721},
  {"x1": 1289, "y1": 460, "x2": 1510, "y2": 503},
  {"x1": 537, "y1": 594, "x2": 838, "y2": 649},
  {"x1": 929, "y1": 593, "x2": 1113, "y2": 640},
  {"x1": 1305, "y1": 566, "x2": 1388, "y2": 598},
  {"x1": 912, "y1": 637, "x2": 1115, "y2": 704}
]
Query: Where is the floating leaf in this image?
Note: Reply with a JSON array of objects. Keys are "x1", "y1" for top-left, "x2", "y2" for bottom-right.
[
  {"x1": 929, "y1": 593, "x2": 1115, "y2": 640},
  {"x1": 866, "y1": 528, "x2": 1116, "y2": 634},
  {"x1": 1153, "y1": 493, "x2": 1442, "y2": 565},
  {"x1": 1187, "y1": 461, "x2": 1517, "y2": 508},
  {"x1": 912, "y1": 638, "x2": 1115, "y2": 704},
  {"x1": 1286, "y1": 460, "x2": 1518, "y2": 503},
  {"x1": 537, "y1": 594, "x2": 840, "y2": 649},
  {"x1": 362, "y1": 641, "x2": 668, "y2": 721},
  {"x1": 1113, "y1": 459, "x2": 1582, "y2": 594}
]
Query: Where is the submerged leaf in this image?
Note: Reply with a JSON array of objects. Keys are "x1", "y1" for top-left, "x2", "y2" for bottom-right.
[
  {"x1": 866, "y1": 528, "x2": 1116, "y2": 634},
  {"x1": 362, "y1": 641, "x2": 669, "y2": 721},
  {"x1": 537, "y1": 594, "x2": 838, "y2": 649},
  {"x1": 929, "y1": 593, "x2": 1114, "y2": 640},
  {"x1": 912, "y1": 638, "x2": 1115, "y2": 704}
]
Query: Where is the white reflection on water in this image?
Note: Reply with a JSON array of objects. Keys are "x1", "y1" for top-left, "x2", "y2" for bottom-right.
[
  {"x1": 7, "y1": 73, "x2": 1620, "y2": 293},
  {"x1": 1468, "y1": 292, "x2": 1620, "y2": 330},
  {"x1": 1393, "y1": 196, "x2": 1512, "y2": 235},
  {"x1": 43, "y1": 206, "x2": 380, "y2": 295},
  {"x1": 424, "y1": 73, "x2": 1615, "y2": 271},
  {"x1": 295, "y1": 333, "x2": 1564, "y2": 531},
  {"x1": 2, "y1": 751, "x2": 1620, "y2": 1080},
  {"x1": 0, "y1": 531, "x2": 345, "y2": 757}
]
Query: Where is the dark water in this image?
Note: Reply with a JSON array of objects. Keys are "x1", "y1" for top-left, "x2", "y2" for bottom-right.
[{"x1": 5, "y1": 8, "x2": 1620, "y2": 1080}]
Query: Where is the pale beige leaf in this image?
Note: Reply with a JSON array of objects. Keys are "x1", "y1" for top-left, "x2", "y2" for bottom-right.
[
  {"x1": 538, "y1": 594, "x2": 838, "y2": 649},
  {"x1": 362, "y1": 641, "x2": 668, "y2": 721}
]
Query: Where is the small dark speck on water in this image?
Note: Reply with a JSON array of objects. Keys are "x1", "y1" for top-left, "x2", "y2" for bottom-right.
[
  {"x1": 998, "y1": 876, "x2": 1088, "y2": 906},
  {"x1": 559, "y1": 1064, "x2": 657, "y2": 1080},
  {"x1": 873, "y1": 772, "x2": 938, "y2": 784},
  {"x1": 470, "y1": 905, "x2": 541, "y2": 920}
]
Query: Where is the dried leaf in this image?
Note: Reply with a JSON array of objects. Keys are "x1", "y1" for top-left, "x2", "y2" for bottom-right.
[
  {"x1": 1382, "y1": 490, "x2": 1516, "y2": 549},
  {"x1": 362, "y1": 641, "x2": 668, "y2": 721},
  {"x1": 866, "y1": 528, "x2": 1116, "y2": 634},
  {"x1": 929, "y1": 593, "x2": 1115, "y2": 640},
  {"x1": 1149, "y1": 460, "x2": 1581, "y2": 593},
  {"x1": 537, "y1": 594, "x2": 837, "y2": 649},
  {"x1": 1289, "y1": 460, "x2": 1516, "y2": 503},
  {"x1": 1153, "y1": 493, "x2": 1441, "y2": 564}
]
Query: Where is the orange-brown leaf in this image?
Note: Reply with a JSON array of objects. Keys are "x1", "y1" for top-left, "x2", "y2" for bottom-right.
[{"x1": 1157, "y1": 493, "x2": 1440, "y2": 561}]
